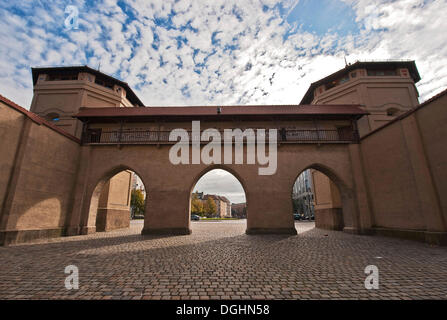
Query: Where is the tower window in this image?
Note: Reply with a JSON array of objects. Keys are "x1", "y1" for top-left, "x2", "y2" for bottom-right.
[
  {"x1": 95, "y1": 77, "x2": 114, "y2": 89},
  {"x1": 367, "y1": 69, "x2": 397, "y2": 77},
  {"x1": 325, "y1": 74, "x2": 350, "y2": 90},
  {"x1": 387, "y1": 108, "x2": 399, "y2": 116},
  {"x1": 339, "y1": 75, "x2": 350, "y2": 84},
  {"x1": 47, "y1": 73, "x2": 78, "y2": 81},
  {"x1": 46, "y1": 112, "x2": 60, "y2": 122}
]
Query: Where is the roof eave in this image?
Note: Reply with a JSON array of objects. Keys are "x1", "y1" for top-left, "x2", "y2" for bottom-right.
[{"x1": 74, "y1": 113, "x2": 368, "y2": 123}]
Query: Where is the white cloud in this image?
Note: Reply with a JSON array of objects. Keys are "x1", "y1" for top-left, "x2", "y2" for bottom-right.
[
  {"x1": 194, "y1": 169, "x2": 246, "y2": 204},
  {"x1": 0, "y1": 0, "x2": 446, "y2": 109}
]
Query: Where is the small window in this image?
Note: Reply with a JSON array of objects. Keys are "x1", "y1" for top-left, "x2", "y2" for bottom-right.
[
  {"x1": 385, "y1": 70, "x2": 397, "y2": 76},
  {"x1": 339, "y1": 75, "x2": 350, "y2": 84},
  {"x1": 387, "y1": 108, "x2": 399, "y2": 116},
  {"x1": 48, "y1": 73, "x2": 77, "y2": 81},
  {"x1": 326, "y1": 81, "x2": 338, "y2": 90},
  {"x1": 350, "y1": 72, "x2": 357, "y2": 78},
  {"x1": 367, "y1": 69, "x2": 397, "y2": 77},
  {"x1": 46, "y1": 112, "x2": 60, "y2": 122},
  {"x1": 95, "y1": 77, "x2": 114, "y2": 89}
]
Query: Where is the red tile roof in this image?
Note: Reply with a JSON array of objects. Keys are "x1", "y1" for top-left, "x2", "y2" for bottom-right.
[
  {"x1": 0, "y1": 94, "x2": 81, "y2": 143},
  {"x1": 74, "y1": 104, "x2": 368, "y2": 121}
]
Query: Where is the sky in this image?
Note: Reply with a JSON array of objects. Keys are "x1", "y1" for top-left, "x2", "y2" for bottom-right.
[
  {"x1": 1, "y1": 0, "x2": 446, "y2": 203},
  {"x1": 193, "y1": 170, "x2": 246, "y2": 204},
  {"x1": 0, "y1": 0, "x2": 446, "y2": 109}
]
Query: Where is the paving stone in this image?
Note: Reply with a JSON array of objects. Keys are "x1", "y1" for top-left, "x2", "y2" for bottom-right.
[{"x1": 0, "y1": 221, "x2": 446, "y2": 300}]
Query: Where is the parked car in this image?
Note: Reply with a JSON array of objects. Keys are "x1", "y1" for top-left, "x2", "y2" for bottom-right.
[
  {"x1": 293, "y1": 213, "x2": 301, "y2": 221},
  {"x1": 191, "y1": 214, "x2": 201, "y2": 221}
]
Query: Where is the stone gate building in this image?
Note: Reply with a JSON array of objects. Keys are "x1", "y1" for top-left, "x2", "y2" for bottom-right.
[{"x1": 0, "y1": 61, "x2": 446, "y2": 246}]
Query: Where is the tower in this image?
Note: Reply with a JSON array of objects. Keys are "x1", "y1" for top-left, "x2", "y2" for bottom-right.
[
  {"x1": 30, "y1": 66, "x2": 144, "y2": 138},
  {"x1": 300, "y1": 61, "x2": 421, "y2": 230},
  {"x1": 300, "y1": 60, "x2": 421, "y2": 137},
  {"x1": 30, "y1": 66, "x2": 145, "y2": 232}
]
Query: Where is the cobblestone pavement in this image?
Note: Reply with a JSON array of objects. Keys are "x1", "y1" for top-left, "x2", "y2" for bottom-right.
[{"x1": 0, "y1": 220, "x2": 446, "y2": 300}]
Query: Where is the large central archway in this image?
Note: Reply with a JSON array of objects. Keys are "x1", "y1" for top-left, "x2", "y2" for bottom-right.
[{"x1": 188, "y1": 166, "x2": 249, "y2": 233}]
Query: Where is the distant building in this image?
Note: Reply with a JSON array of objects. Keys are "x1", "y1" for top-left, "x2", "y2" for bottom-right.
[
  {"x1": 292, "y1": 170, "x2": 315, "y2": 219},
  {"x1": 200, "y1": 194, "x2": 232, "y2": 218},
  {"x1": 131, "y1": 174, "x2": 146, "y2": 193},
  {"x1": 219, "y1": 196, "x2": 232, "y2": 217},
  {"x1": 192, "y1": 191, "x2": 204, "y2": 200},
  {"x1": 231, "y1": 203, "x2": 247, "y2": 219}
]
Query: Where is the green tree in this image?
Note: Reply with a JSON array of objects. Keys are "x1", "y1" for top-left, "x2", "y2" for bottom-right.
[
  {"x1": 131, "y1": 189, "x2": 145, "y2": 218},
  {"x1": 204, "y1": 197, "x2": 217, "y2": 218},
  {"x1": 191, "y1": 194, "x2": 204, "y2": 216}
]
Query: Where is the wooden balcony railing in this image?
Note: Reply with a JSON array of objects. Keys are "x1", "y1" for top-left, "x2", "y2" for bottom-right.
[{"x1": 82, "y1": 128, "x2": 359, "y2": 145}]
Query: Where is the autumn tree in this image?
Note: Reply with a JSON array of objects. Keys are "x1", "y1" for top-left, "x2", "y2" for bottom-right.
[
  {"x1": 191, "y1": 193, "x2": 204, "y2": 216},
  {"x1": 130, "y1": 189, "x2": 145, "y2": 218},
  {"x1": 204, "y1": 197, "x2": 217, "y2": 218}
]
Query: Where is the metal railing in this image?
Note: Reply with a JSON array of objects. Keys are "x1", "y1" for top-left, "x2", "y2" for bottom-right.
[{"x1": 82, "y1": 128, "x2": 358, "y2": 145}]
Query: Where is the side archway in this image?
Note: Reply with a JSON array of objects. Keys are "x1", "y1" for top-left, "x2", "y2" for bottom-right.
[
  {"x1": 83, "y1": 165, "x2": 148, "y2": 234},
  {"x1": 291, "y1": 163, "x2": 357, "y2": 232}
]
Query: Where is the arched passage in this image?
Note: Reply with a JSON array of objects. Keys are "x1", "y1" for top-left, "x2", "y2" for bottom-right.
[
  {"x1": 291, "y1": 164, "x2": 353, "y2": 232},
  {"x1": 188, "y1": 166, "x2": 248, "y2": 232},
  {"x1": 86, "y1": 166, "x2": 147, "y2": 233}
]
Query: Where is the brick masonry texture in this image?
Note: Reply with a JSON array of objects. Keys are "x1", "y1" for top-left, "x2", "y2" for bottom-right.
[{"x1": 0, "y1": 221, "x2": 446, "y2": 300}]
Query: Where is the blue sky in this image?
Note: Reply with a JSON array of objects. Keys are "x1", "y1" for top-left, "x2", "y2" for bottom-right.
[
  {"x1": 1, "y1": 0, "x2": 446, "y2": 109},
  {"x1": 284, "y1": 0, "x2": 360, "y2": 36}
]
